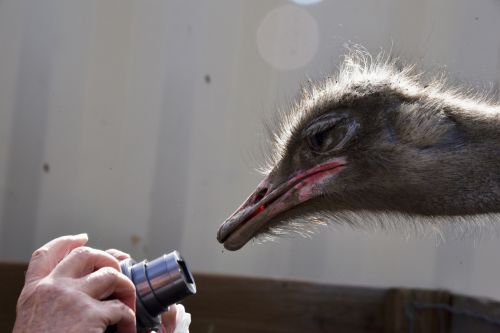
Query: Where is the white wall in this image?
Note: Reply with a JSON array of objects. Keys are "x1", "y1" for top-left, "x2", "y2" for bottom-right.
[{"x1": 0, "y1": 0, "x2": 500, "y2": 300}]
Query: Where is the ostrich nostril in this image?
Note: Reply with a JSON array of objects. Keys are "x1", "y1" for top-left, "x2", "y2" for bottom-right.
[{"x1": 253, "y1": 187, "x2": 268, "y2": 204}]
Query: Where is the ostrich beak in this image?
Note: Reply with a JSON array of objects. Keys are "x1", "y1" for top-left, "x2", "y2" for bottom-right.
[{"x1": 217, "y1": 157, "x2": 346, "y2": 250}]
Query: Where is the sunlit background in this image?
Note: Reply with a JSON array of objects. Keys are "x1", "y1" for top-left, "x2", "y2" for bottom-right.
[{"x1": 0, "y1": 0, "x2": 500, "y2": 300}]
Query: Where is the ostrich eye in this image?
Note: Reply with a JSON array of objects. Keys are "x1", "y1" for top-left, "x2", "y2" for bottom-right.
[
  {"x1": 306, "y1": 122, "x2": 348, "y2": 153},
  {"x1": 303, "y1": 115, "x2": 357, "y2": 154}
]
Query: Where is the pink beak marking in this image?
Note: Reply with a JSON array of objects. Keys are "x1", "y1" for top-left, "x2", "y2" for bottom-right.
[{"x1": 217, "y1": 157, "x2": 346, "y2": 250}]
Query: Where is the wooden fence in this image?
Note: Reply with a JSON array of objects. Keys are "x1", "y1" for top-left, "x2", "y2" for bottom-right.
[{"x1": 2, "y1": 263, "x2": 500, "y2": 333}]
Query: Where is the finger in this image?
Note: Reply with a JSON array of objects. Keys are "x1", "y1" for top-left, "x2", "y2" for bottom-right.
[
  {"x1": 164, "y1": 304, "x2": 190, "y2": 333},
  {"x1": 52, "y1": 246, "x2": 120, "y2": 278},
  {"x1": 25, "y1": 233, "x2": 88, "y2": 282},
  {"x1": 105, "y1": 248, "x2": 130, "y2": 261},
  {"x1": 160, "y1": 305, "x2": 177, "y2": 333},
  {"x1": 98, "y1": 299, "x2": 136, "y2": 333},
  {"x1": 80, "y1": 266, "x2": 136, "y2": 311}
]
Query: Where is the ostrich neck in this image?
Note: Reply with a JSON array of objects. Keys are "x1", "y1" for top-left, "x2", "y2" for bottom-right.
[{"x1": 418, "y1": 113, "x2": 500, "y2": 215}]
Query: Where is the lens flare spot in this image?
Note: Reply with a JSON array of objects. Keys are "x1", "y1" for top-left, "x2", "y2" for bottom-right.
[
  {"x1": 257, "y1": 5, "x2": 319, "y2": 71},
  {"x1": 290, "y1": 0, "x2": 323, "y2": 5}
]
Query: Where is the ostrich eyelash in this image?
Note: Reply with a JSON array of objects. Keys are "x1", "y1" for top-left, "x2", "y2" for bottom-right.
[{"x1": 302, "y1": 114, "x2": 344, "y2": 138}]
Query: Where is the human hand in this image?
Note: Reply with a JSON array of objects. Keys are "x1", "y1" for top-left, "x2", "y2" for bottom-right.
[{"x1": 12, "y1": 234, "x2": 136, "y2": 333}]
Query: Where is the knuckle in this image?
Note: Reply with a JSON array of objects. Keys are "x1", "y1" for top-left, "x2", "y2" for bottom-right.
[
  {"x1": 106, "y1": 248, "x2": 129, "y2": 258},
  {"x1": 73, "y1": 246, "x2": 118, "y2": 263},
  {"x1": 71, "y1": 246, "x2": 93, "y2": 258},
  {"x1": 31, "y1": 247, "x2": 48, "y2": 260},
  {"x1": 73, "y1": 299, "x2": 97, "y2": 320},
  {"x1": 119, "y1": 300, "x2": 130, "y2": 310},
  {"x1": 26, "y1": 279, "x2": 63, "y2": 301},
  {"x1": 34, "y1": 279, "x2": 56, "y2": 293},
  {"x1": 98, "y1": 266, "x2": 120, "y2": 279},
  {"x1": 118, "y1": 302, "x2": 128, "y2": 312},
  {"x1": 81, "y1": 298, "x2": 98, "y2": 313},
  {"x1": 109, "y1": 299, "x2": 128, "y2": 312}
]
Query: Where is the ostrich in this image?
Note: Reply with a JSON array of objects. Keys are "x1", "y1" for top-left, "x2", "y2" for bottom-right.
[{"x1": 217, "y1": 51, "x2": 500, "y2": 251}]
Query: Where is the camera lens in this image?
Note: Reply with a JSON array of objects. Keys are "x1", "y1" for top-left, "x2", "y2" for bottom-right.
[{"x1": 118, "y1": 251, "x2": 196, "y2": 332}]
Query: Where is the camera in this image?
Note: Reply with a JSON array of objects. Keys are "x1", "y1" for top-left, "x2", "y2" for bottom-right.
[{"x1": 106, "y1": 251, "x2": 196, "y2": 333}]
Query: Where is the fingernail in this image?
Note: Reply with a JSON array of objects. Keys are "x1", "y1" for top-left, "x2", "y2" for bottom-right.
[{"x1": 75, "y1": 233, "x2": 88, "y2": 239}]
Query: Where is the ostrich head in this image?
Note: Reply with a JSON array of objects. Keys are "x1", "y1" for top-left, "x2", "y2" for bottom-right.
[{"x1": 217, "y1": 51, "x2": 500, "y2": 251}]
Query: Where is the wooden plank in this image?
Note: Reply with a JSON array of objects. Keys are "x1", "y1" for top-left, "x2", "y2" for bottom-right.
[
  {"x1": 384, "y1": 289, "x2": 451, "y2": 333},
  {"x1": 0, "y1": 262, "x2": 27, "y2": 332},
  {"x1": 450, "y1": 295, "x2": 500, "y2": 333},
  {"x1": 183, "y1": 273, "x2": 386, "y2": 333}
]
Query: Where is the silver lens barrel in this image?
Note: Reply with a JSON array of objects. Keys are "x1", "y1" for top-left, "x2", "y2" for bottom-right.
[{"x1": 119, "y1": 251, "x2": 196, "y2": 332}]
